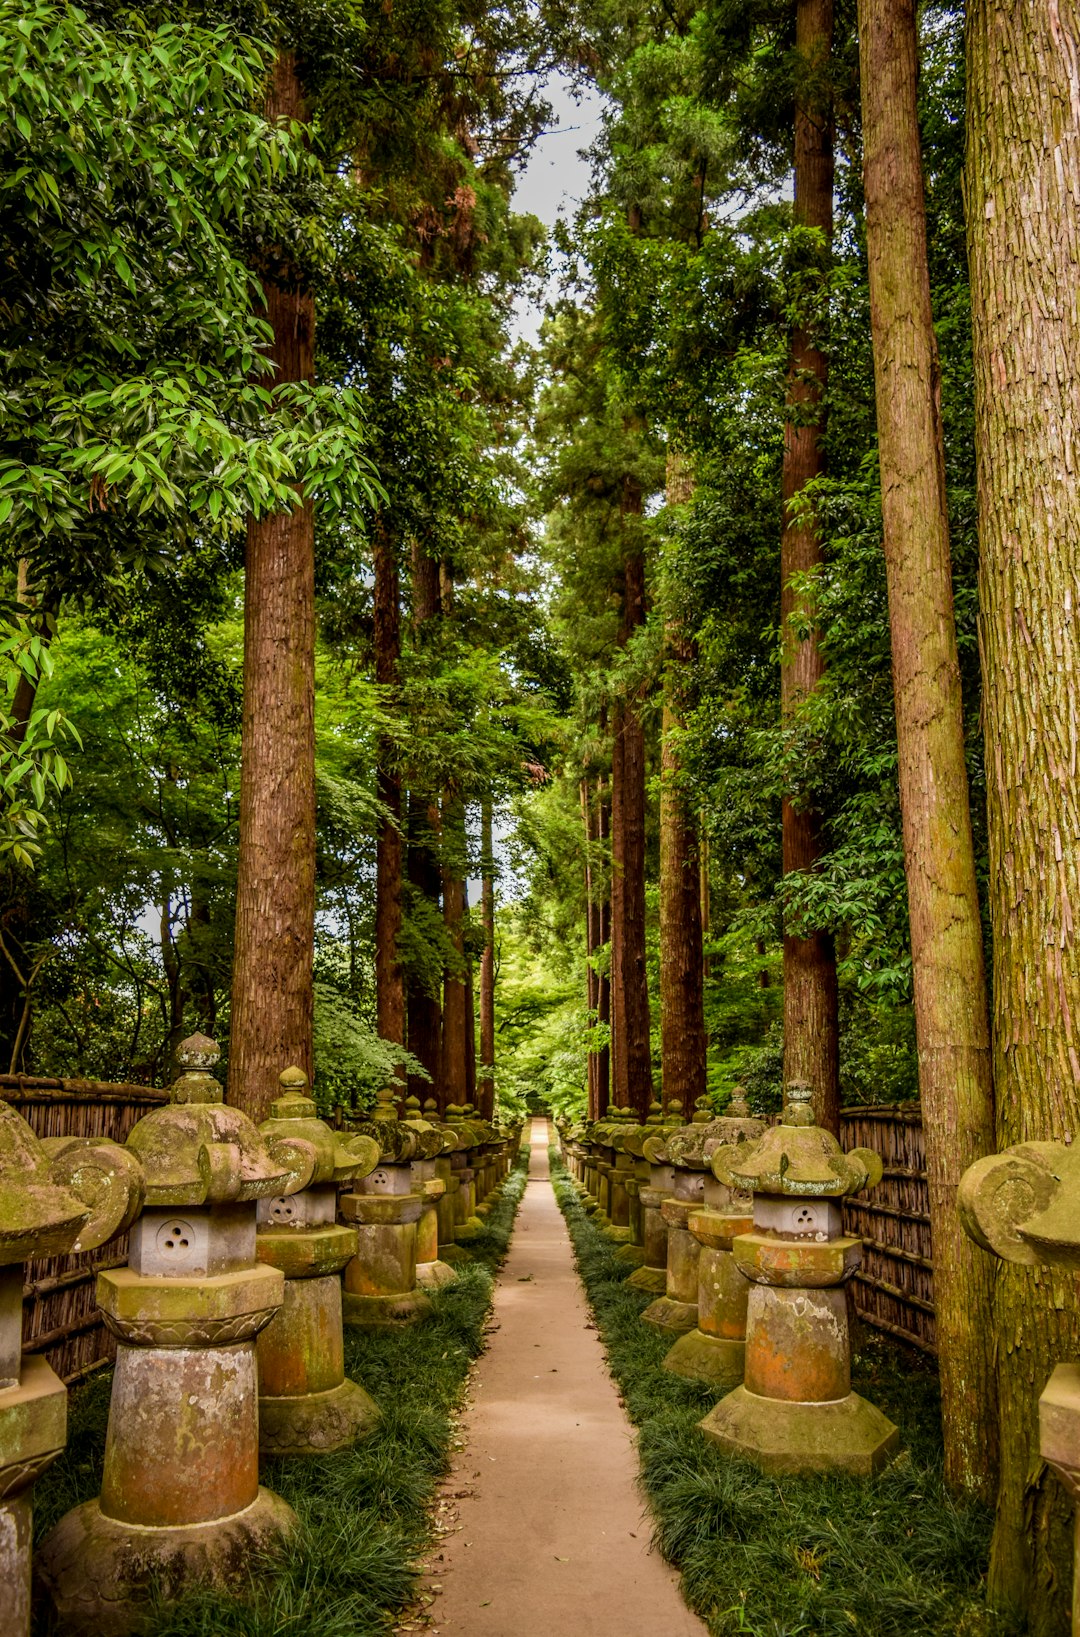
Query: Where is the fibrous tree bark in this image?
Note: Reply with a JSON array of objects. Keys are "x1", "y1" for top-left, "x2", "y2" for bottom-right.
[
  {"x1": 406, "y1": 542, "x2": 442, "y2": 1107},
  {"x1": 858, "y1": 0, "x2": 997, "y2": 1501},
  {"x1": 967, "y1": 0, "x2": 1080, "y2": 1622},
  {"x1": 610, "y1": 478, "x2": 653, "y2": 1120},
  {"x1": 230, "y1": 52, "x2": 316, "y2": 1120},
  {"x1": 781, "y1": 0, "x2": 839, "y2": 1134},
  {"x1": 374, "y1": 517, "x2": 405, "y2": 1098},
  {"x1": 596, "y1": 766, "x2": 611, "y2": 1114},
  {"x1": 440, "y1": 797, "x2": 468, "y2": 1111},
  {"x1": 659, "y1": 452, "x2": 706, "y2": 1114},
  {"x1": 478, "y1": 793, "x2": 495, "y2": 1121},
  {"x1": 581, "y1": 775, "x2": 601, "y2": 1119}
]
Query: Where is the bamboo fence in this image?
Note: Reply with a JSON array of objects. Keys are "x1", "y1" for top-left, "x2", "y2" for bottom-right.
[
  {"x1": 840, "y1": 1103, "x2": 935, "y2": 1354},
  {"x1": 3, "y1": 1074, "x2": 168, "y2": 1382}
]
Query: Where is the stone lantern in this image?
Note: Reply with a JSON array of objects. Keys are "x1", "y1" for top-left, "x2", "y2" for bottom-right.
[
  {"x1": 401, "y1": 1096, "x2": 456, "y2": 1289},
  {"x1": 0, "y1": 1103, "x2": 142, "y2": 1637},
  {"x1": 627, "y1": 1100, "x2": 684, "y2": 1295},
  {"x1": 642, "y1": 1099, "x2": 715, "y2": 1332},
  {"x1": 426, "y1": 1097, "x2": 469, "y2": 1267},
  {"x1": 958, "y1": 1138, "x2": 1080, "y2": 1620},
  {"x1": 340, "y1": 1085, "x2": 430, "y2": 1328},
  {"x1": 699, "y1": 1083, "x2": 899, "y2": 1476},
  {"x1": 662, "y1": 1091, "x2": 764, "y2": 1386},
  {"x1": 256, "y1": 1067, "x2": 382, "y2": 1456},
  {"x1": 38, "y1": 1036, "x2": 302, "y2": 1634}
]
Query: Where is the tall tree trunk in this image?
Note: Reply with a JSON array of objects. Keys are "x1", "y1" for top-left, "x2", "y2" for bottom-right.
[
  {"x1": 611, "y1": 481, "x2": 654, "y2": 1120},
  {"x1": 859, "y1": 0, "x2": 998, "y2": 1502},
  {"x1": 967, "y1": 1, "x2": 1080, "y2": 1623},
  {"x1": 406, "y1": 542, "x2": 442, "y2": 1106},
  {"x1": 700, "y1": 820, "x2": 711, "y2": 982},
  {"x1": 406, "y1": 795, "x2": 442, "y2": 1106},
  {"x1": 440, "y1": 805, "x2": 468, "y2": 1112},
  {"x1": 230, "y1": 51, "x2": 315, "y2": 1120},
  {"x1": 660, "y1": 452, "x2": 706, "y2": 1113},
  {"x1": 479, "y1": 793, "x2": 496, "y2": 1121},
  {"x1": 597, "y1": 768, "x2": 611, "y2": 1114},
  {"x1": 581, "y1": 776, "x2": 601, "y2": 1118},
  {"x1": 374, "y1": 518, "x2": 405, "y2": 1096},
  {"x1": 780, "y1": 0, "x2": 839, "y2": 1134}
]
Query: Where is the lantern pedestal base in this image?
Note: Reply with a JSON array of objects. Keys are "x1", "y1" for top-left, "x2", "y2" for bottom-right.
[
  {"x1": 662, "y1": 1329, "x2": 745, "y2": 1388},
  {"x1": 37, "y1": 1485, "x2": 297, "y2": 1637},
  {"x1": 614, "y1": 1243, "x2": 648, "y2": 1267},
  {"x1": 626, "y1": 1264, "x2": 667, "y2": 1295},
  {"x1": 699, "y1": 1385, "x2": 898, "y2": 1477},
  {"x1": 342, "y1": 1288, "x2": 431, "y2": 1328},
  {"x1": 416, "y1": 1258, "x2": 458, "y2": 1289},
  {"x1": 602, "y1": 1225, "x2": 633, "y2": 1245},
  {"x1": 259, "y1": 1376, "x2": 379, "y2": 1457},
  {"x1": 454, "y1": 1219, "x2": 485, "y2": 1244},
  {"x1": 641, "y1": 1295, "x2": 697, "y2": 1334}
]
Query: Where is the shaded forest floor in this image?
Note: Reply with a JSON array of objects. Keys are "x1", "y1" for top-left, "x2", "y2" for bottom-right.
[
  {"x1": 549, "y1": 1154, "x2": 1020, "y2": 1637},
  {"x1": 32, "y1": 1161, "x2": 529, "y2": 1637}
]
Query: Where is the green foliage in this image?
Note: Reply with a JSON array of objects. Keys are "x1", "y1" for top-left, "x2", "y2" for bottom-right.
[{"x1": 550, "y1": 1157, "x2": 1012, "y2": 1637}]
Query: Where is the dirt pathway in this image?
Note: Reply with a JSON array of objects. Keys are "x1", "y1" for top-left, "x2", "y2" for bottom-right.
[{"x1": 424, "y1": 1118, "x2": 706, "y2": 1637}]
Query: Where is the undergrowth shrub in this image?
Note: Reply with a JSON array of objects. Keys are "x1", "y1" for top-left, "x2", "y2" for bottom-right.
[
  {"x1": 32, "y1": 1157, "x2": 529, "y2": 1636},
  {"x1": 549, "y1": 1152, "x2": 1017, "y2": 1637}
]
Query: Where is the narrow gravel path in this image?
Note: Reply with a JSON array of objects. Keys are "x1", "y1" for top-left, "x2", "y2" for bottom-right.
[{"x1": 424, "y1": 1118, "x2": 706, "y2": 1637}]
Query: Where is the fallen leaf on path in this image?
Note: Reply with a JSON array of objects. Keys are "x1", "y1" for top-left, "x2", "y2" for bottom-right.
[
  {"x1": 517, "y1": 1275, "x2": 533, "y2": 1282},
  {"x1": 555, "y1": 1556, "x2": 569, "y2": 1562}
]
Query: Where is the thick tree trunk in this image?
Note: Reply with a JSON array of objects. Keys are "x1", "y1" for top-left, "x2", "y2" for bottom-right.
[
  {"x1": 596, "y1": 770, "x2": 611, "y2": 1113},
  {"x1": 374, "y1": 518, "x2": 405, "y2": 1091},
  {"x1": 660, "y1": 453, "x2": 706, "y2": 1113},
  {"x1": 464, "y1": 919, "x2": 477, "y2": 1110},
  {"x1": 440, "y1": 798, "x2": 468, "y2": 1111},
  {"x1": 406, "y1": 795, "x2": 442, "y2": 1106},
  {"x1": 611, "y1": 487, "x2": 654, "y2": 1120},
  {"x1": 406, "y1": 544, "x2": 442, "y2": 1106},
  {"x1": 479, "y1": 794, "x2": 496, "y2": 1121},
  {"x1": 967, "y1": 1, "x2": 1080, "y2": 1623},
  {"x1": 859, "y1": 0, "x2": 998, "y2": 1502},
  {"x1": 581, "y1": 777, "x2": 601, "y2": 1119},
  {"x1": 230, "y1": 52, "x2": 315, "y2": 1121},
  {"x1": 780, "y1": 0, "x2": 839, "y2": 1134}
]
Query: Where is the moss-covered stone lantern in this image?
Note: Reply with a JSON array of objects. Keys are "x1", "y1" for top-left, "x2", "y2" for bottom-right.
[
  {"x1": 699, "y1": 1083, "x2": 899, "y2": 1476},
  {"x1": 38, "y1": 1036, "x2": 300, "y2": 1634},
  {"x1": 402, "y1": 1095, "x2": 456, "y2": 1289},
  {"x1": 641, "y1": 1099, "x2": 714, "y2": 1331},
  {"x1": 958, "y1": 1138, "x2": 1080, "y2": 1621},
  {"x1": 340, "y1": 1085, "x2": 430, "y2": 1328},
  {"x1": 662, "y1": 1091, "x2": 764, "y2": 1386},
  {"x1": 627, "y1": 1100, "x2": 684, "y2": 1296},
  {"x1": 0, "y1": 1103, "x2": 142, "y2": 1637},
  {"x1": 255, "y1": 1068, "x2": 382, "y2": 1455}
]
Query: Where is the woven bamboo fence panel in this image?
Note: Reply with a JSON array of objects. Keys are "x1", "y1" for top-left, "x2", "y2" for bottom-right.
[
  {"x1": 2, "y1": 1075, "x2": 168, "y2": 1383},
  {"x1": 840, "y1": 1104, "x2": 935, "y2": 1355}
]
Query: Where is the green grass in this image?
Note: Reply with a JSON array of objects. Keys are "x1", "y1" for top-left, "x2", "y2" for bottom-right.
[
  {"x1": 32, "y1": 1159, "x2": 528, "y2": 1636},
  {"x1": 549, "y1": 1152, "x2": 1019, "y2": 1637}
]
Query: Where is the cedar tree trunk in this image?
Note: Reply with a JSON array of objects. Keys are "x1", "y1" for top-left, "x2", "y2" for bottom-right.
[
  {"x1": 597, "y1": 770, "x2": 611, "y2": 1113},
  {"x1": 440, "y1": 797, "x2": 468, "y2": 1110},
  {"x1": 374, "y1": 517, "x2": 405, "y2": 1087},
  {"x1": 659, "y1": 452, "x2": 706, "y2": 1111},
  {"x1": 967, "y1": 0, "x2": 1080, "y2": 1623},
  {"x1": 859, "y1": 0, "x2": 998, "y2": 1501},
  {"x1": 479, "y1": 793, "x2": 496, "y2": 1121},
  {"x1": 781, "y1": 0, "x2": 840, "y2": 1133},
  {"x1": 610, "y1": 484, "x2": 654, "y2": 1120},
  {"x1": 406, "y1": 543, "x2": 442, "y2": 1106},
  {"x1": 230, "y1": 51, "x2": 315, "y2": 1119}
]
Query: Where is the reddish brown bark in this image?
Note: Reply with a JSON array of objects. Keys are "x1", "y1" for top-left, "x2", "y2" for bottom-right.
[
  {"x1": 230, "y1": 52, "x2": 315, "y2": 1120},
  {"x1": 659, "y1": 455, "x2": 706, "y2": 1113},
  {"x1": 967, "y1": 0, "x2": 1080, "y2": 1622},
  {"x1": 581, "y1": 777, "x2": 601, "y2": 1119},
  {"x1": 596, "y1": 770, "x2": 611, "y2": 1114},
  {"x1": 780, "y1": 0, "x2": 839, "y2": 1134},
  {"x1": 374, "y1": 518, "x2": 404, "y2": 1087},
  {"x1": 406, "y1": 543, "x2": 442, "y2": 1106},
  {"x1": 440, "y1": 799, "x2": 468, "y2": 1111},
  {"x1": 610, "y1": 483, "x2": 653, "y2": 1121},
  {"x1": 478, "y1": 794, "x2": 495, "y2": 1121},
  {"x1": 859, "y1": 0, "x2": 998, "y2": 1503}
]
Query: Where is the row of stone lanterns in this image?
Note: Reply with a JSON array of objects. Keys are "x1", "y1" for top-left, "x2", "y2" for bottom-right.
[
  {"x1": 0, "y1": 1036, "x2": 518, "y2": 1637},
  {"x1": 561, "y1": 1082, "x2": 899, "y2": 1478}
]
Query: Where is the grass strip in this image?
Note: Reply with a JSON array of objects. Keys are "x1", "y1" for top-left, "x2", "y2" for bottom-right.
[
  {"x1": 549, "y1": 1152, "x2": 1017, "y2": 1637},
  {"x1": 32, "y1": 1157, "x2": 529, "y2": 1636}
]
